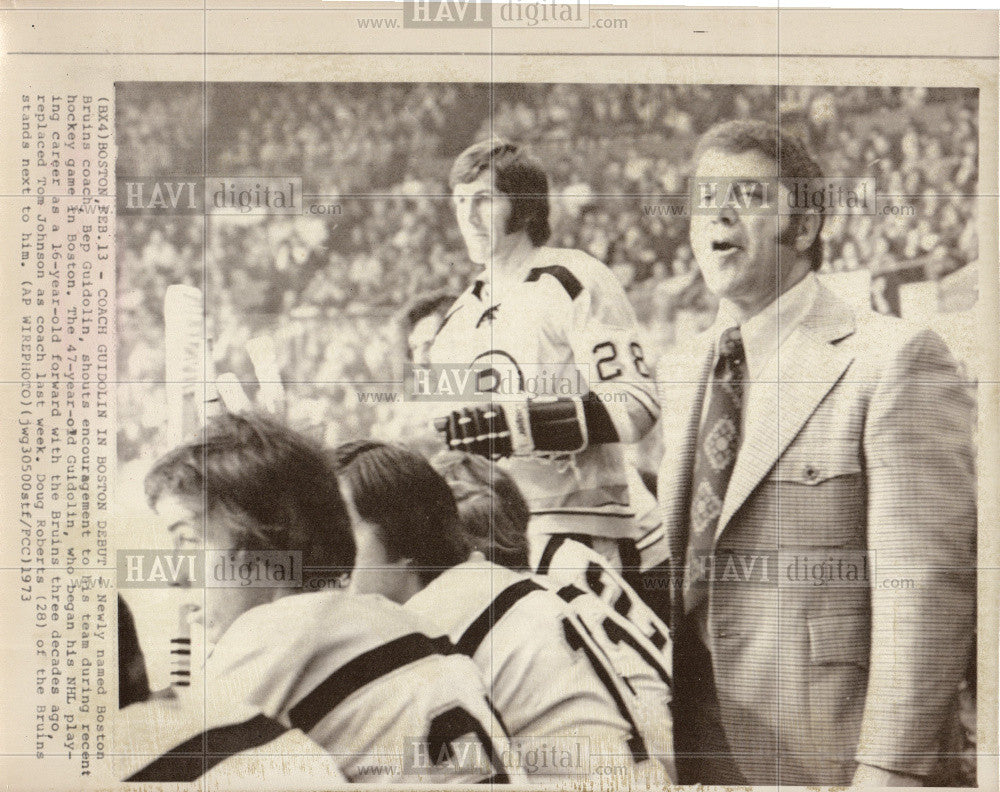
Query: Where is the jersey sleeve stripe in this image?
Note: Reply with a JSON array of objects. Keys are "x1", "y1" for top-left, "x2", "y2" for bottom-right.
[
  {"x1": 531, "y1": 508, "x2": 636, "y2": 518},
  {"x1": 125, "y1": 714, "x2": 288, "y2": 782},
  {"x1": 560, "y1": 617, "x2": 649, "y2": 762},
  {"x1": 635, "y1": 525, "x2": 666, "y2": 551},
  {"x1": 601, "y1": 617, "x2": 673, "y2": 686},
  {"x1": 288, "y1": 632, "x2": 450, "y2": 732},
  {"x1": 604, "y1": 383, "x2": 659, "y2": 426},
  {"x1": 631, "y1": 388, "x2": 661, "y2": 425},
  {"x1": 479, "y1": 772, "x2": 515, "y2": 784},
  {"x1": 555, "y1": 584, "x2": 672, "y2": 685},
  {"x1": 453, "y1": 579, "x2": 544, "y2": 657}
]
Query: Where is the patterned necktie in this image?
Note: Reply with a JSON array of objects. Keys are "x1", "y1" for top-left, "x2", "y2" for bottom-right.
[{"x1": 684, "y1": 326, "x2": 745, "y2": 614}]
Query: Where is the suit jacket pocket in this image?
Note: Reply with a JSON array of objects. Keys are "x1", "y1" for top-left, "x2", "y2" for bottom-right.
[
  {"x1": 771, "y1": 439, "x2": 862, "y2": 487},
  {"x1": 764, "y1": 474, "x2": 866, "y2": 548},
  {"x1": 769, "y1": 446, "x2": 865, "y2": 547},
  {"x1": 807, "y1": 612, "x2": 869, "y2": 668},
  {"x1": 805, "y1": 611, "x2": 869, "y2": 782}
]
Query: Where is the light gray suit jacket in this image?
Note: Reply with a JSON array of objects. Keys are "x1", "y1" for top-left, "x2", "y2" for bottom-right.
[{"x1": 652, "y1": 283, "x2": 976, "y2": 784}]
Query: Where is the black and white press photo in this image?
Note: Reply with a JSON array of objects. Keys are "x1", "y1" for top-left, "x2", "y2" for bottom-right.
[
  {"x1": 112, "y1": 80, "x2": 981, "y2": 787},
  {"x1": 2, "y1": 4, "x2": 996, "y2": 791}
]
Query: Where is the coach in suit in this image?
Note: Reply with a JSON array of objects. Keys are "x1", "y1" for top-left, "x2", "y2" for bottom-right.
[{"x1": 651, "y1": 120, "x2": 975, "y2": 786}]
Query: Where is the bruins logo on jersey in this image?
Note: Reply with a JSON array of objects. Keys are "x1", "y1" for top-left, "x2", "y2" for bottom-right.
[{"x1": 469, "y1": 350, "x2": 525, "y2": 396}]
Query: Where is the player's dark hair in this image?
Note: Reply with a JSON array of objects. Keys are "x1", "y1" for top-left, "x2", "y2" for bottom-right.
[
  {"x1": 449, "y1": 138, "x2": 551, "y2": 247},
  {"x1": 144, "y1": 412, "x2": 355, "y2": 578},
  {"x1": 430, "y1": 451, "x2": 530, "y2": 572},
  {"x1": 694, "y1": 119, "x2": 825, "y2": 271},
  {"x1": 332, "y1": 442, "x2": 470, "y2": 584}
]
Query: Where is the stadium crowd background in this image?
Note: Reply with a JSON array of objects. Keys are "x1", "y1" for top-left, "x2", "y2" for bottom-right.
[{"x1": 116, "y1": 82, "x2": 979, "y2": 462}]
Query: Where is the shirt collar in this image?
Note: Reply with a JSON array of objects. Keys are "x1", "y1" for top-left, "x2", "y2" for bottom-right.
[
  {"x1": 712, "y1": 272, "x2": 819, "y2": 379},
  {"x1": 473, "y1": 247, "x2": 542, "y2": 291}
]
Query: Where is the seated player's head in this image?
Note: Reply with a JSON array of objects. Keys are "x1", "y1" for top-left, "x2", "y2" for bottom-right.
[
  {"x1": 333, "y1": 441, "x2": 470, "y2": 603},
  {"x1": 398, "y1": 290, "x2": 457, "y2": 364},
  {"x1": 429, "y1": 451, "x2": 530, "y2": 572},
  {"x1": 449, "y1": 138, "x2": 550, "y2": 265},
  {"x1": 689, "y1": 120, "x2": 824, "y2": 315},
  {"x1": 144, "y1": 412, "x2": 354, "y2": 645}
]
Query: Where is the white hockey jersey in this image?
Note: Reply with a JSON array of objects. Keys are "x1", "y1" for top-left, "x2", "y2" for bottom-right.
[
  {"x1": 536, "y1": 535, "x2": 672, "y2": 662},
  {"x1": 427, "y1": 246, "x2": 660, "y2": 541},
  {"x1": 161, "y1": 591, "x2": 522, "y2": 784},
  {"x1": 405, "y1": 558, "x2": 647, "y2": 781},
  {"x1": 534, "y1": 535, "x2": 676, "y2": 779},
  {"x1": 116, "y1": 698, "x2": 350, "y2": 785}
]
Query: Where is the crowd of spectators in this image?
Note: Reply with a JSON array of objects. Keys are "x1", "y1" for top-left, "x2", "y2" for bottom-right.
[{"x1": 117, "y1": 82, "x2": 979, "y2": 460}]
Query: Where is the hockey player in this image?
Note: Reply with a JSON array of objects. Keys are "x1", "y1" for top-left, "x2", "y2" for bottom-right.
[
  {"x1": 132, "y1": 413, "x2": 521, "y2": 784},
  {"x1": 429, "y1": 139, "x2": 660, "y2": 576},
  {"x1": 115, "y1": 697, "x2": 350, "y2": 784},
  {"x1": 431, "y1": 449, "x2": 676, "y2": 781},
  {"x1": 334, "y1": 440, "x2": 650, "y2": 782}
]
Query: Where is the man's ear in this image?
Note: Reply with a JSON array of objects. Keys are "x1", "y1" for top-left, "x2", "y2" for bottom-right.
[{"x1": 793, "y1": 210, "x2": 822, "y2": 254}]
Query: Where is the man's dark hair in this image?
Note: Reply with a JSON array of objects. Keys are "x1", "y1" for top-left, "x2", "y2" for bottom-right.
[
  {"x1": 449, "y1": 138, "x2": 551, "y2": 247},
  {"x1": 694, "y1": 119, "x2": 825, "y2": 271},
  {"x1": 144, "y1": 412, "x2": 354, "y2": 576},
  {"x1": 332, "y1": 442, "x2": 469, "y2": 584},
  {"x1": 430, "y1": 451, "x2": 530, "y2": 572}
]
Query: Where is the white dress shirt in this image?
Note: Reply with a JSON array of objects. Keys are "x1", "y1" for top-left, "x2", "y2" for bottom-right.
[{"x1": 704, "y1": 272, "x2": 820, "y2": 433}]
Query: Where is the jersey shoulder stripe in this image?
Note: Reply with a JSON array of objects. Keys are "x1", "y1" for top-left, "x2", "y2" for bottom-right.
[
  {"x1": 288, "y1": 631, "x2": 451, "y2": 731},
  {"x1": 125, "y1": 713, "x2": 287, "y2": 782},
  {"x1": 525, "y1": 265, "x2": 583, "y2": 300},
  {"x1": 453, "y1": 578, "x2": 544, "y2": 657},
  {"x1": 433, "y1": 301, "x2": 465, "y2": 342},
  {"x1": 535, "y1": 533, "x2": 574, "y2": 575}
]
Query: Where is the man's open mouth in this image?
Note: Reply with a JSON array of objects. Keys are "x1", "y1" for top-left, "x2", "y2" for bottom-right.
[{"x1": 712, "y1": 241, "x2": 740, "y2": 252}]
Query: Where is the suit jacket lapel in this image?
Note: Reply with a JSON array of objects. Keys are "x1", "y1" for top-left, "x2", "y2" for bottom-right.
[
  {"x1": 715, "y1": 285, "x2": 857, "y2": 540},
  {"x1": 653, "y1": 337, "x2": 714, "y2": 568}
]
